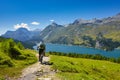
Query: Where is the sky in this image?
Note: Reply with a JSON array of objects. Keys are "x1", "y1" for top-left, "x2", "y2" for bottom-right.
[{"x1": 0, "y1": 0, "x2": 120, "y2": 35}]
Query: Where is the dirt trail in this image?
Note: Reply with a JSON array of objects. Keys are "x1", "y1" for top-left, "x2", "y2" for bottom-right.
[{"x1": 17, "y1": 56, "x2": 60, "y2": 80}]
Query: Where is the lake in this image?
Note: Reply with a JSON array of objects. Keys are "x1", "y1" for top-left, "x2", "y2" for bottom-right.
[{"x1": 33, "y1": 43, "x2": 120, "y2": 58}]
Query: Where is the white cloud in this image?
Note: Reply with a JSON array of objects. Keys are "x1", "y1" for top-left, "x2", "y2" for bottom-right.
[
  {"x1": 50, "y1": 20, "x2": 54, "y2": 22},
  {"x1": 14, "y1": 23, "x2": 30, "y2": 30},
  {"x1": 31, "y1": 21, "x2": 40, "y2": 25}
]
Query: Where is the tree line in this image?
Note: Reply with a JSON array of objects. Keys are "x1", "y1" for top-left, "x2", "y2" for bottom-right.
[{"x1": 49, "y1": 51, "x2": 120, "y2": 63}]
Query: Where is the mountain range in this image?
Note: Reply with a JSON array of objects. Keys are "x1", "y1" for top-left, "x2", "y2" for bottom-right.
[
  {"x1": 1, "y1": 13, "x2": 120, "y2": 49},
  {"x1": 2, "y1": 28, "x2": 42, "y2": 42},
  {"x1": 41, "y1": 13, "x2": 120, "y2": 45}
]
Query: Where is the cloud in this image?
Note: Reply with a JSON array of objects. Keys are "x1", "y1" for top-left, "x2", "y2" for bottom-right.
[
  {"x1": 31, "y1": 21, "x2": 40, "y2": 25},
  {"x1": 50, "y1": 20, "x2": 54, "y2": 22},
  {"x1": 14, "y1": 23, "x2": 30, "y2": 30}
]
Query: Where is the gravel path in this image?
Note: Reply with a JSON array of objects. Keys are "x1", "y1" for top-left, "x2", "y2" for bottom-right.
[{"x1": 17, "y1": 57, "x2": 60, "y2": 80}]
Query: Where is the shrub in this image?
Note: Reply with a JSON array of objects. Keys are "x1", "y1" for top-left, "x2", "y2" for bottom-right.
[
  {"x1": 0, "y1": 52, "x2": 14, "y2": 67},
  {"x1": 117, "y1": 57, "x2": 120, "y2": 63},
  {"x1": 17, "y1": 42, "x2": 24, "y2": 50},
  {"x1": 9, "y1": 47, "x2": 22, "y2": 59},
  {"x1": 0, "y1": 77, "x2": 4, "y2": 80},
  {"x1": 20, "y1": 50, "x2": 37, "y2": 63},
  {"x1": 18, "y1": 55, "x2": 27, "y2": 60}
]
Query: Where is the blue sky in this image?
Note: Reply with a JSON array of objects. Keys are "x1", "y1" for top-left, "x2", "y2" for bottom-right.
[{"x1": 0, "y1": 0, "x2": 120, "y2": 35}]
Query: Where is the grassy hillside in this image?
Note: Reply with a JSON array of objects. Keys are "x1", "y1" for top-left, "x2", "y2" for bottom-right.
[
  {"x1": 104, "y1": 31, "x2": 120, "y2": 42},
  {"x1": 0, "y1": 37, "x2": 37, "y2": 79},
  {"x1": 50, "y1": 55, "x2": 120, "y2": 80}
]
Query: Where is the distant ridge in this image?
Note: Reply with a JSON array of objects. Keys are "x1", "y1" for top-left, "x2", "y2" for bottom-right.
[{"x1": 2, "y1": 28, "x2": 41, "y2": 42}]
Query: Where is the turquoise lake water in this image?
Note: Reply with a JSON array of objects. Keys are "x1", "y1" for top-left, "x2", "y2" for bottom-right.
[{"x1": 34, "y1": 43, "x2": 120, "y2": 58}]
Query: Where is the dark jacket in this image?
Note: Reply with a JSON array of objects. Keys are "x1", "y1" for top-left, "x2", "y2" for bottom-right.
[{"x1": 39, "y1": 43, "x2": 46, "y2": 55}]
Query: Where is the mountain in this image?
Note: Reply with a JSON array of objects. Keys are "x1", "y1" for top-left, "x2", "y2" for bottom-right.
[
  {"x1": 28, "y1": 29, "x2": 42, "y2": 44},
  {"x1": 2, "y1": 28, "x2": 32, "y2": 41},
  {"x1": 72, "y1": 18, "x2": 102, "y2": 25},
  {"x1": 2, "y1": 28, "x2": 41, "y2": 42},
  {"x1": 40, "y1": 22, "x2": 64, "y2": 42},
  {"x1": 40, "y1": 13, "x2": 120, "y2": 47}
]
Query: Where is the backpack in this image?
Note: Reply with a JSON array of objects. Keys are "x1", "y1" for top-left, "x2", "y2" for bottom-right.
[{"x1": 40, "y1": 43, "x2": 45, "y2": 50}]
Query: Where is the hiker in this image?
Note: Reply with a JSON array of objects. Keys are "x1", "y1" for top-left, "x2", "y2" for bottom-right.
[{"x1": 37, "y1": 42, "x2": 46, "y2": 64}]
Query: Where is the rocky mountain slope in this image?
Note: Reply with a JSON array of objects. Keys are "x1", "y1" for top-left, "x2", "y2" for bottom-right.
[
  {"x1": 42, "y1": 13, "x2": 120, "y2": 45},
  {"x1": 40, "y1": 22, "x2": 64, "y2": 42}
]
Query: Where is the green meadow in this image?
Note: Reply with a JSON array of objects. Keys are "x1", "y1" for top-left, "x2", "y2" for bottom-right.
[{"x1": 50, "y1": 55, "x2": 120, "y2": 80}]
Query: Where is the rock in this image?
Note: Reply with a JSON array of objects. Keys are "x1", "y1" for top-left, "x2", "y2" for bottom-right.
[{"x1": 37, "y1": 78, "x2": 52, "y2": 80}]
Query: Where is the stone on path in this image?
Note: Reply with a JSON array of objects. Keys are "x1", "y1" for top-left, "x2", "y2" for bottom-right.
[{"x1": 37, "y1": 78, "x2": 51, "y2": 80}]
